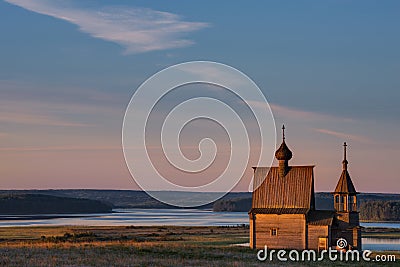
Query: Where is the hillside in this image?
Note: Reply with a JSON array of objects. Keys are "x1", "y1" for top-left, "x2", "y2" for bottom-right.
[
  {"x1": 0, "y1": 194, "x2": 112, "y2": 215},
  {"x1": 0, "y1": 190, "x2": 251, "y2": 209}
]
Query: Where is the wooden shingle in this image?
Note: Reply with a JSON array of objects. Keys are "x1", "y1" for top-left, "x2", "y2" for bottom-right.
[
  {"x1": 334, "y1": 170, "x2": 357, "y2": 194},
  {"x1": 251, "y1": 166, "x2": 315, "y2": 212}
]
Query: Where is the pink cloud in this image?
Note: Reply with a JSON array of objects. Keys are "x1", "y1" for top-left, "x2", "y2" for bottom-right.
[
  {"x1": 269, "y1": 103, "x2": 353, "y2": 122},
  {"x1": 0, "y1": 112, "x2": 92, "y2": 127},
  {"x1": 0, "y1": 145, "x2": 121, "y2": 152},
  {"x1": 245, "y1": 101, "x2": 353, "y2": 122},
  {"x1": 314, "y1": 128, "x2": 372, "y2": 144},
  {"x1": 0, "y1": 81, "x2": 122, "y2": 127}
]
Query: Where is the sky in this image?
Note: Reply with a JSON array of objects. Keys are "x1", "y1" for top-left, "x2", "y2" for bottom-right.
[{"x1": 0, "y1": 0, "x2": 399, "y2": 193}]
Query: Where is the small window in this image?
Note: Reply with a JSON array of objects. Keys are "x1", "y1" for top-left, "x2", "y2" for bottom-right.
[{"x1": 271, "y1": 228, "x2": 278, "y2": 236}]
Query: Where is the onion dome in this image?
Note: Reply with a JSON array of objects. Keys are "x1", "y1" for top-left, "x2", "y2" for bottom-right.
[{"x1": 275, "y1": 125, "x2": 293, "y2": 161}]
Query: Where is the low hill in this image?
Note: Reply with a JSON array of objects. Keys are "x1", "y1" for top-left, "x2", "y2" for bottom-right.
[
  {"x1": 0, "y1": 194, "x2": 112, "y2": 215},
  {"x1": 0, "y1": 190, "x2": 252, "y2": 209}
]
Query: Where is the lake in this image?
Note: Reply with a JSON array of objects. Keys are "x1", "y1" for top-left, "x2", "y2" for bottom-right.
[
  {"x1": 0, "y1": 209, "x2": 247, "y2": 227},
  {"x1": 361, "y1": 222, "x2": 400, "y2": 229},
  {"x1": 363, "y1": 238, "x2": 400, "y2": 251},
  {"x1": 0, "y1": 209, "x2": 399, "y2": 251}
]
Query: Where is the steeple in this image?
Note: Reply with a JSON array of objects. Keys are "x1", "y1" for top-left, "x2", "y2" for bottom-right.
[
  {"x1": 342, "y1": 142, "x2": 348, "y2": 171},
  {"x1": 333, "y1": 142, "x2": 358, "y2": 213},
  {"x1": 275, "y1": 125, "x2": 292, "y2": 177},
  {"x1": 334, "y1": 142, "x2": 356, "y2": 194}
]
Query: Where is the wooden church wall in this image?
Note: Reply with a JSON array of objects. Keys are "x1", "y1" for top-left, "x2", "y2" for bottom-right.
[
  {"x1": 253, "y1": 214, "x2": 306, "y2": 249},
  {"x1": 307, "y1": 225, "x2": 329, "y2": 250}
]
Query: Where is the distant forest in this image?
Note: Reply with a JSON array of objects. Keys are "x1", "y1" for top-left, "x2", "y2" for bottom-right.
[
  {"x1": 213, "y1": 193, "x2": 400, "y2": 222},
  {"x1": 0, "y1": 194, "x2": 112, "y2": 215},
  {"x1": 359, "y1": 201, "x2": 400, "y2": 221},
  {"x1": 1, "y1": 190, "x2": 400, "y2": 222}
]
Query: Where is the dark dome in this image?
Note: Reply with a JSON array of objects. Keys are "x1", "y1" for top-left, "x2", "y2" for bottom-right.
[{"x1": 275, "y1": 141, "x2": 293, "y2": 161}]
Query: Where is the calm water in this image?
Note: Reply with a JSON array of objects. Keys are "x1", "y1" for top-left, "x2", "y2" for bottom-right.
[
  {"x1": 361, "y1": 222, "x2": 400, "y2": 229},
  {"x1": 362, "y1": 238, "x2": 400, "y2": 251},
  {"x1": 360, "y1": 222, "x2": 400, "y2": 250},
  {"x1": 0, "y1": 209, "x2": 249, "y2": 227},
  {"x1": 1, "y1": 209, "x2": 399, "y2": 251}
]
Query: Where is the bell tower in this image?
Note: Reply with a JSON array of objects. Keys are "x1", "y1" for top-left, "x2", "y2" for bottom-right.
[
  {"x1": 332, "y1": 142, "x2": 361, "y2": 249},
  {"x1": 333, "y1": 142, "x2": 358, "y2": 215}
]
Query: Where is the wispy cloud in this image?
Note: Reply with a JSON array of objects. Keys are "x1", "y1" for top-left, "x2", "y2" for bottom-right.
[
  {"x1": 177, "y1": 63, "x2": 247, "y2": 88},
  {"x1": 245, "y1": 101, "x2": 353, "y2": 122},
  {"x1": 0, "y1": 80, "x2": 124, "y2": 127},
  {"x1": 269, "y1": 103, "x2": 353, "y2": 122},
  {"x1": 248, "y1": 102, "x2": 372, "y2": 143},
  {"x1": 0, "y1": 111, "x2": 91, "y2": 127},
  {"x1": 5, "y1": 0, "x2": 209, "y2": 54},
  {"x1": 314, "y1": 128, "x2": 372, "y2": 144},
  {"x1": 0, "y1": 145, "x2": 120, "y2": 152}
]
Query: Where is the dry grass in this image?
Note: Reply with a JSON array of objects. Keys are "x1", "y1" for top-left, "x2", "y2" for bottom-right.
[{"x1": 0, "y1": 226, "x2": 398, "y2": 266}]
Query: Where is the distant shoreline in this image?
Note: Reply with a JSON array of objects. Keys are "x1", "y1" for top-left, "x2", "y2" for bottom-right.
[
  {"x1": 2, "y1": 190, "x2": 400, "y2": 222},
  {"x1": 361, "y1": 220, "x2": 400, "y2": 223},
  {"x1": 0, "y1": 214, "x2": 98, "y2": 221},
  {"x1": 0, "y1": 193, "x2": 113, "y2": 216},
  {"x1": 1, "y1": 212, "x2": 400, "y2": 223}
]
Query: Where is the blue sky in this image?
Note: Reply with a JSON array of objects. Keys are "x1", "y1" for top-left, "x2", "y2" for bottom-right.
[{"x1": 0, "y1": 0, "x2": 399, "y2": 193}]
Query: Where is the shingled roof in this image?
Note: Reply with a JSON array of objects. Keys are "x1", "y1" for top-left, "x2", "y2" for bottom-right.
[
  {"x1": 251, "y1": 166, "x2": 315, "y2": 212},
  {"x1": 334, "y1": 142, "x2": 357, "y2": 194},
  {"x1": 334, "y1": 170, "x2": 357, "y2": 194}
]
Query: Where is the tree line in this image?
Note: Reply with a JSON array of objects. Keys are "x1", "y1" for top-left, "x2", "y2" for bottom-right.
[
  {"x1": 359, "y1": 200, "x2": 400, "y2": 221},
  {"x1": 213, "y1": 198, "x2": 400, "y2": 221}
]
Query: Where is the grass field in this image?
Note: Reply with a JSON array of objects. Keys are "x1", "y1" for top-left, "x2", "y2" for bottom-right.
[{"x1": 0, "y1": 225, "x2": 399, "y2": 266}]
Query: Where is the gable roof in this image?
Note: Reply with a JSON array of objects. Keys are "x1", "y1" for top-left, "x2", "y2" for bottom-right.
[
  {"x1": 334, "y1": 170, "x2": 357, "y2": 194},
  {"x1": 251, "y1": 166, "x2": 315, "y2": 211}
]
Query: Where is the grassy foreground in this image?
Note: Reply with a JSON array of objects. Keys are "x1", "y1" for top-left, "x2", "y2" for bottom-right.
[{"x1": 0, "y1": 225, "x2": 398, "y2": 266}]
